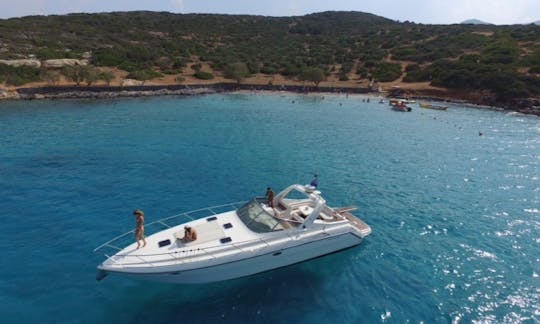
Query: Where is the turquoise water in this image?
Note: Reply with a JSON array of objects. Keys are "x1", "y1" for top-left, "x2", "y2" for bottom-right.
[{"x1": 1, "y1": 93, "x2": 538, "y2": 323}]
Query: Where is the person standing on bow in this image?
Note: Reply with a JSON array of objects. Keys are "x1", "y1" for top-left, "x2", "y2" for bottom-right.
[{"x1": 133, "y1": 209, "x2": 147, "y2": 249}]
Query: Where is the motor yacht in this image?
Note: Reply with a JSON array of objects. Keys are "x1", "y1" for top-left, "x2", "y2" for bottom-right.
[{"x1": 94, "y1": 184, "x2": 372, "y2": 283}]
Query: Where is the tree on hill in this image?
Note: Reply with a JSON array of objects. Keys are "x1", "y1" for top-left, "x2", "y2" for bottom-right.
[
  {"x1": 194, "y1": 71, "x2": 214, "y2": 80},
  {"x1": 40, "y1": 70, "x2": 61, "y2": 86},
  {"x1": 84, "y1": 67, "x2": 100, "y2": 86},
  {"x1": 0, "y1": 64, "x2": 41, "y2": 86},
  {"x1": 0, "y1": 11, "x2": 539, "y2": 103},
  {"x1": 372, "y1": 62, "x2": 402, "y2": 82},
  {"x1": 62, "y1": 65, "x2": 87, "y2": 86},
  {"x1": 126, "y1": 69, "x2": 162, "y2": 84},
  {"x1": 299, "y1": 67, "x2": 326, "y2": 87},
  {"x1": 99, "y1": 71, "x2": 115, "y2": 86},
  {"x1": 225, "y1": 62, "x2": 249, "y2": 84}
]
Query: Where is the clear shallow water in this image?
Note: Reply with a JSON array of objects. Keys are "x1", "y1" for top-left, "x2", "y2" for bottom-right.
[{"x1": 1, "y1": 93, "x2": 538, "y2": 323}]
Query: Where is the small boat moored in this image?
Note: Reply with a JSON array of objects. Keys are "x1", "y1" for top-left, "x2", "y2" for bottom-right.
[
  {"x1": 419, "y1": 102, "x2": 448, "y2": 110},
  {"x1": 390, "y1": 99, "x2": 412, "y2": 112},
  {"x1": 94, "y1": 184, "x2": 372, "y2": 284}
]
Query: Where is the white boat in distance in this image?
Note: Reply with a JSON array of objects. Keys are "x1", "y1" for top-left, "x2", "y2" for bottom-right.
[{"x1": 94, "y1": 184, "x2": 372, "y2": 284}]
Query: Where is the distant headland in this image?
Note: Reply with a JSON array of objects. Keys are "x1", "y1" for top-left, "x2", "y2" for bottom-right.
[{"x1": 0, "y1": 11, "x2": 539, "y2": 114}]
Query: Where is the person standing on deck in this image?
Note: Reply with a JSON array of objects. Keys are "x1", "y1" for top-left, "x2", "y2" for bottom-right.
[
  {"x1": 265, "y1": 187, "x2": 275, "y2": 208},
  {"x1": 133, "y1": 209, "x2": 147, "y2": 249}
]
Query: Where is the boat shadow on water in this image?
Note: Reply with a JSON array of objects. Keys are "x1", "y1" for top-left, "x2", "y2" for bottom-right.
[{"x1": 104, "y1": 250, "x2": 358, "y2": 323}]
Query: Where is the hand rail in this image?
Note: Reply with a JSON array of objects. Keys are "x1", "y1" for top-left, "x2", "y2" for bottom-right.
[
  {"x1": 94, "y1": 199, "x2": 338, "y2": 269},
  {"x1": 98, "y1": 236, "x2": 279, "y2": 267},
  {"x1": 93, "y1": 201, "x2": 246, "y2": 253}
]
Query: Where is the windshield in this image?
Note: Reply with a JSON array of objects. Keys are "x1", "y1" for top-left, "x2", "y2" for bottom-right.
[{"x1": 237, "y1": 200, "x2": 284, "y2": 233}]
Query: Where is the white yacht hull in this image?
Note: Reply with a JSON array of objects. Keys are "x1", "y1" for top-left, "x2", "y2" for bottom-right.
[
  {"x1": 103, "y1": 232, "x2": 362, "y2": 283},
  {"x1": 96, "y1": 184, "x2": 372, "y2": 284}
]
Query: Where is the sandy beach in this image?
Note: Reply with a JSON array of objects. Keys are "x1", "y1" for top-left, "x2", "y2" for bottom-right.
[{"x1": 1, "y1": 72, "x2": 538, "y2": 116}]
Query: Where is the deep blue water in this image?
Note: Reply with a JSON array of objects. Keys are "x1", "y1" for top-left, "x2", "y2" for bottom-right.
[{"x1": 1, "y1": 93, "x2": 539, "y2": 323}]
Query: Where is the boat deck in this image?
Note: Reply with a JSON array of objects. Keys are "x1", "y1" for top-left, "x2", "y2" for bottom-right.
[{"x1": 341, "y1": 212, "x2": 372, "y2": 237}]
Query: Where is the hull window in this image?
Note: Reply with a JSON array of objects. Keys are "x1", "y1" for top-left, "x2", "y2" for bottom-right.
[
  {"x1": 220, "y1": 237, "x2": 232, "y2": 244},
  {"x1": 158, "y1": 239, "x2": 171, "y2": 247}
]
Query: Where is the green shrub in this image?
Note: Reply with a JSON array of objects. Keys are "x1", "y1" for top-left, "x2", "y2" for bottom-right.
[
  {"x1": 363, "y1": 60, "x2": 377, "y2": 68},
  {"x1": 162, "y1": 69, "x2": 183, "y2": 75},
  {"x1": 340, "y1": 62, "x2": 354, "y2": 74},
  {"x1": 99, "y1": 71, "x2": 115, "y2": 85},
  {"x1": 280, "y1": 64, "x2": 301, "y2": 76},
  {"x1": 260, "y1": 65, "x2": 278, "y2": 74},
  {"x1": 126, "y1": 69, "x2": 162, "y2": 81},
  {"x1": 373, "y1": 62, "x2": 402, "y2": 82},
  {"x1": 175, "y1": 76, "x2": 186, "y2": 83},
  {"x1": 93, "y1": 47, "x2": 126, "y2": 67},
  {"x1": 299, "y1": 67, "x2": 325, "y2": 86},
  {"x1": 246, "y1": 61, "x2": 259, "y2": 74},
  {"x1": 529, "y1": 66, "x2": 540, "y2": 74},
  {"x1": 191, "y1": 63, "x2": 202, "y2": 71},
  {"x1": 173, "y1": 57, "x2": 189, "y2": 69},
  {"x1": 403, "y1": 64, "x2": 431, "y2": 82},
  {"x1": 0, "y1": 64, "x2": 41, "y2": 86},
  {"x1": 224, "y1": 62, "x2": 249, "y2": 83},
  {"x1": 194, "y1": 71, "x2": 214, "y2": 80},
  {"x1": 93, "y1": 45, "x2": 155, "y2": 71},
  {"x1": 356, "y1": 66, "x2": 368, "y2": 78},
  {"x1": 481, "y1": 41, "x2": 519, "y2": 64},
  {"x1": 392, "y1": 47, "x2": 417, "y2": 61},
  {"x1": 117, "y1": 61, "x2": 144, "y2": 72}
]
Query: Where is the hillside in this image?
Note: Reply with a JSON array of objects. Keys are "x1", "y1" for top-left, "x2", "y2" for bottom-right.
[
  {"x1": 461, "y1": 19, "x2": 492, "y2": 25},
  {"x1": 1, "y1": 11, "x2": 539, "y2": 105}
]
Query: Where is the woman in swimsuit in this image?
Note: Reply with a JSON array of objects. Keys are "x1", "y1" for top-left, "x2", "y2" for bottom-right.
[{"x1": 133, "y1": 210, "x2": 147, "y2": 249}]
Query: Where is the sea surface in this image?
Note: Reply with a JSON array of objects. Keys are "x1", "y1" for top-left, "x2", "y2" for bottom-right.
[{"x1": 1, "y1": 93, "x2": 538, "y2": 323}]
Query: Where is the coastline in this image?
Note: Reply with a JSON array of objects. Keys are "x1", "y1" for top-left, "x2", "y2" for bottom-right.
[
  {"x1": 2, "y1": 82, "x2": 539, "y2": 116},
  {"x1": 6, "y1": 82, "x2": 371, "y2": 99}
]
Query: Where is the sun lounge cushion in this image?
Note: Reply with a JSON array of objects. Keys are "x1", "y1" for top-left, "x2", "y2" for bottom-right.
[{"x1": 174, "y1": 221, "x2": 226, "y2": 245}]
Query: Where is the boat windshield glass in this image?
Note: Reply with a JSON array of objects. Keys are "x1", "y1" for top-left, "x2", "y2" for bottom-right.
[{"x1": 237, "y1": 200, "x2": 284, "y2": 233}]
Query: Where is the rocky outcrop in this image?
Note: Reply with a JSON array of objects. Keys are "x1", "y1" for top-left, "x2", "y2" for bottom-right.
[
  {"x1": 15, "y1": 85, "x2": 220, "y2": 100},
  {"x1": 0, "y1": 59, "x2": 41, "y2": 68},
  {"x1": 121, "y1": 79, "x2": 144, "y2": 86},
  {"x1": 42, "y1": 59, "x2": 89, "y2": 69},
  {"x1": 0, "y1": 88, "x2": 20, "y2": 99},
  {"x1": 0, "y1": 58, "x2": 90, "y2": 69},
  {"x1": 14, "y1": 83, "x2": 371, "y2": 101}
]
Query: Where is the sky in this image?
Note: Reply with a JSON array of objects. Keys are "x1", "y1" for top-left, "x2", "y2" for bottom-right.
[{"x1": 0, "y1": 0, "x2": 539, "y2": 25}]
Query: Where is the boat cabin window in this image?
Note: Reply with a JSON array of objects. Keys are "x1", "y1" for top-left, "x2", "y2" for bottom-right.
[
  {"x1": 279, "y1": 188, "x2": 312, "y2": 207},
  {"x1": 237, "y1": 200, "x2": 285, "y2": 233},
  {"x1": 283, "y1": 189, "x2": 308, "y2": 200}
]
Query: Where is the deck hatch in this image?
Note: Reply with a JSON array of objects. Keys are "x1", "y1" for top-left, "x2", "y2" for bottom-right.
[
  {"x1": 158, "y1": 239, "x2": 171, "y2": 247},
  {"x1": 220, "y1": 237, "x2": 232, "y2": 244},
  {"x1": 206, "y1": 216, "x2": 217, "y2": 222},
  {"x1": 223, "y1": 223, "x2": 233, "y2": 229}
]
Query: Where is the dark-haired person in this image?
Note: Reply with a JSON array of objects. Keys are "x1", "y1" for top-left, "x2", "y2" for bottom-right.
[
  {"x1": 265, "y1": 187, "x2": 275, "y2": 208},
  {"x1": 133, "y1": 210, "x2": 147, "y2": 249},
  {"x1": 183, "y1": 226, "x2": 197, "y2": 242}
]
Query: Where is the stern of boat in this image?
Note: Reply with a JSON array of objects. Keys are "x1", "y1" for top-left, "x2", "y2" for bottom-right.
[{"x1": 338, "y1": 210, "x2": 372, "y2": 238}]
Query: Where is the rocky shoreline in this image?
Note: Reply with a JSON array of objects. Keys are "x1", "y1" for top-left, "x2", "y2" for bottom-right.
[
  {"x1": 1, "y1": 83, "x2": 539, "y2": 116},
  {"x1": 3, "y1": 83, "x2": 370, "y2": 100}
]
